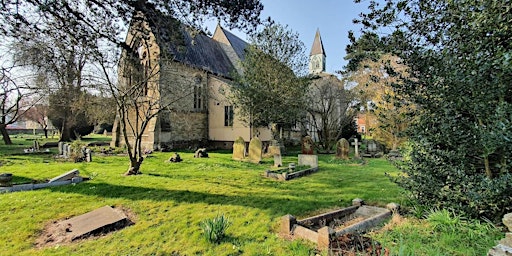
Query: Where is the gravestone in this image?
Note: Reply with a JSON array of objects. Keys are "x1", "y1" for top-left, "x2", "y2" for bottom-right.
[
  {"x1": 267, "y1": 139, "x2": 281, "y2": 157},
  {"x1": 301, "y1": 136, "x2": 314, "y2": 155},
  {"x1": 168, "y1": 152, "x2": 182, "y2": 162},
  {"x1": 298, "y1": 154, "x2": 318, "y2": 168},
  {"x1": 248, "y1": 137, "x2": 262, "y2": 163},
  {"x1": 194, "y1": 148, "x2": 209, "y2": 158},
  {"x1": 49, "y1": 169, "x2": 80, "y2": 183},
  {"x1": 273, "y1": 154, "x2": 283, "y2": 167},
  {"x1": 351, "y1": 138, "x2": 361, "y2": 158},
  {"x1": 367, "y1": 140, "x2": 377, "y2": 153},
  {"x1": 336, "y1": 138, "x2": 350, "y2": 160},
  {"x1": 232, "y1": 136, "x2": 245, "y2": 160},
  {"x1": 58, "y1": 142, "x2": 64, "y2": 155},
  {"x1": 62, "y1": 144, "x2": 69, "y2": 158},
  {"x1": 85, "y1": 148, "x2": 92, "y2": 162},
  {"x1": 363, "y1": 140, "x2": 383, "y2": 158},
  {"x1": 62, "y1": 206, "x2": 128, "y2": 241}
]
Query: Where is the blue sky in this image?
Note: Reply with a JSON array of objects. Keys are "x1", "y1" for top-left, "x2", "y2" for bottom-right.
[{"x1": 207, "y1": 0, "x2": 371, "y2": 75}]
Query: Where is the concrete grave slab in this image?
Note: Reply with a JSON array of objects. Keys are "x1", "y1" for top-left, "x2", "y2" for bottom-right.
[
  {"x1": 49, "y1": 169, "x2": 80, "y2": 183},
  {"x1": 63, "y1": 206, "x2": 128, "y2": 240}
]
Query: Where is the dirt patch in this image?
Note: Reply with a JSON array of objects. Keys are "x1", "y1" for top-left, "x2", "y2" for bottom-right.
[
  {"x1": 34, "y1": 206, "x2": 135, "y2": 248},
  {"x1": 329, "y1": 234, "x2": 388, "y2": 256}
]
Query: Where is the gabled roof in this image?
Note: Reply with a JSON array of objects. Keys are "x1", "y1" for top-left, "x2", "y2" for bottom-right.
[
  {"x1": 310, "y1": 29, "x2": 326, "y2": 57},
  {"x1": 141, "y1": 10, "x2": 242, "y2": 78},
  {"x1": 219, "y1": 27, "x2": 248, "y2": 61},
  {"x1": 166, "y1": 27, "x2": 236, "y2": 77}
]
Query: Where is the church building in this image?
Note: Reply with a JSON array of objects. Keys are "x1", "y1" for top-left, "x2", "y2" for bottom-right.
[{"x1": 111, "y1": 10, "x2": 271, "y2": 151}]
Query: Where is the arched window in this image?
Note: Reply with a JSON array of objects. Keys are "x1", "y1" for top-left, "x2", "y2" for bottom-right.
[{"x1": 193, "y1": 74, "x2": 203, "y2": 111}]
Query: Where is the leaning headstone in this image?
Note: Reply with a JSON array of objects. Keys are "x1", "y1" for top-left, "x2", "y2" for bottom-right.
[
  {"x1": 232, "y1": 136, "x2": 246, "y2": 160},
  {"x1": 49, "y1": 169, "x2": 80, "y2": 183},
  {"x1": 351, "y1": 138, "x2": 361, "y2": 158},
  {"x1": 301, "y1": 135, "x2": 314, "y2": 155},
  {"x1": 58, "y1": 142, "x2": 64, "y2": 155},
  {"x1": 336, "y1": 138, "x2": 350, "y2": 160},
  {"x1": 248, "y1": 137, "x2": 262, "y2": 163}
]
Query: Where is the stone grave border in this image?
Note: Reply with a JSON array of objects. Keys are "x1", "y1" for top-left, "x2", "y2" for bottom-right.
[
  {"x1": 264, "y1": 154, "x2": 318, "y2": 181},
  {"x1": 0, "y1": 169, "x2": 87, "y2": 193},
  {"x1": 280, "y1": 199, "x2": 398, "y2": 250}
]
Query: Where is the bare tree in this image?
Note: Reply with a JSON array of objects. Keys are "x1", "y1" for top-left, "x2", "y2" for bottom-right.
[{"x1": 306, "y1": 74, "x2": 356, "y2": 152}]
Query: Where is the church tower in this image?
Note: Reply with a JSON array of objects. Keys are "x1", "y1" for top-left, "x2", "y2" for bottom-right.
[{"x1": 309, "y1": 29, "x2": 326, "y2": 74}]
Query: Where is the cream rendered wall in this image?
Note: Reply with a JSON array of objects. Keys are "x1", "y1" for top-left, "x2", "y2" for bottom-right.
[{"x1": 208, "y1": 76, "x2": 271, "y2": 142}]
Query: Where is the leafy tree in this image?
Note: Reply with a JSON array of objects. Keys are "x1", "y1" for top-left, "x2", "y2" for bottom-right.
[
  {"x1": 231, "y1": 22, "x2": 308, "y2": 141},
  {"x1": 345, "y1": 52, "x2": 414, "y2": 150},
  {"x1": 355, "y1": 0, "x2": 512, "y2": 220}
]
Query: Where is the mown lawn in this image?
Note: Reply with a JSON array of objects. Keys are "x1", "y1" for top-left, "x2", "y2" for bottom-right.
[{"x1": 0, "y1": 136, "x2": 502, "y2": 255}]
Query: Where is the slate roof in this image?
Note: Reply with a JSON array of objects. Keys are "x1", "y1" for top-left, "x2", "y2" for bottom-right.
[
  {"x1": 310, "y1": 29, "x2": 326, "y2": 56},
  {"x1": 143, "y1": 10, "x2": 246, "y2": 78},
  {"x1": 220, "y1": 28, "x2": 248, "y2": 61}
]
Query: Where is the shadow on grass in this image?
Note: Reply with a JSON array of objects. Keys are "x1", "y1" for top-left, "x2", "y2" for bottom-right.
[{"x1": 48, "y1": 182, "x2": 317, "y2": 215}]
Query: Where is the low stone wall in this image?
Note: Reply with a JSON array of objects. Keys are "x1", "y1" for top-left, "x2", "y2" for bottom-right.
[{"x1": 488, "y1": 213, "x2": 512, "y2": 255}]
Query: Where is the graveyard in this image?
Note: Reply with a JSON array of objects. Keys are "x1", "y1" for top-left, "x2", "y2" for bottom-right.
[{"x1": 0, "y1": 135, "x2": 504, "y2": 255}]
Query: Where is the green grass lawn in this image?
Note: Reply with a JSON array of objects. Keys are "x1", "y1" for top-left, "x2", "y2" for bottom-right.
[{"x1": 0, "y1": 136, "x2": 502, "y2": 255}]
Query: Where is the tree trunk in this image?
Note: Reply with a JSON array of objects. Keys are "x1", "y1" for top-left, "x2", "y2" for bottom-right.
[
  {"x1": 59, "y1": 119, "x2": 72, "y2": 142},
  {"x1": 43, "y1": 127, "x2": 48, "y2": 138},
  {"x1": 0, "y1": 124, "x2": 12, "y2": 145},
  {"x1": 124, "y1": 157, "x2": 144, "y2": 176}
]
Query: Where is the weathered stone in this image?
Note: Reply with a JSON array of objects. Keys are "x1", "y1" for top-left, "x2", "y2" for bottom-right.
[
  {"x1": 49, "y1": 169, "x2": 80, "y2": 183},
  {"x1": 504, "y1": 213, "x2": 512, "y2": 232},
  {"x1": 232, "y1": 136, "x2": 245, "y2": 160},
  {"x1": 168, "y1": 152, "x2": 182, "y2": 162},
  {"x1": 33, "y1": 140, "x2": 40, "y2": 151},
  {"x1": 352, "y1": 198, "x2": 364, "y2": 206},
  {"x1": 194, "y1": 148, "x2": 208, "y2": 158},
  {"x1": 386, "y1": 203, "x2": 400, "y2": 214},
  {"x1": 351, "y1": 138, "x2": 361, "y2": 158},
  {"x1": 62, "y1": 206, "x2": 128, "y2": 240},
  {"x1": 85, "y1": 148, "x2": 92, "y2": 162},
  {"x1": 280, "y1": 214, "x2": 297, "y2": 235},
  {"x1": 336, "y1": 138, "x2": 350, "y2": 159},
  {"x1": 298, "y1": 154, "x2": 318, "y2": 168},
  {"x1": 273, "y1": 154, "x2": 282, "y2": 167},
  {"x1": 317, "y1": 226, "x2": 335, "y2": 249},
  {"x1": 248, "y1": 137, "x2": 262, "y2": 163},
  {"x1": 58, "y1": 142, "x2": 64, "y2": 155},
  {"x1": 301, "y1": 135, "x2": 315, "y2": 155}
]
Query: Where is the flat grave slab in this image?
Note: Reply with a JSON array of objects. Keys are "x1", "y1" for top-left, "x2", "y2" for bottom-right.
[{"x1": 63, "y1": 205, "x2": 128, "y2": 240}]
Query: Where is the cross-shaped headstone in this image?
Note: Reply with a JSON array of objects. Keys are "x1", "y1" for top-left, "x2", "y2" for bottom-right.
[{"x1": 351, "y1": 138, "x2": 361, "y2": 158}]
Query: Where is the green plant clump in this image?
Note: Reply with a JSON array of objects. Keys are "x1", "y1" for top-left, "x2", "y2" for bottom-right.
[{"x1": 200, "y1": 214, "x2": 231, "y2": 244}]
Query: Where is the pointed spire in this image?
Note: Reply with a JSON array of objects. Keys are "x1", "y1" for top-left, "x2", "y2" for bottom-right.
[{"x1": 310, "y1": 28, "x2": 326, "y2": 57}]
